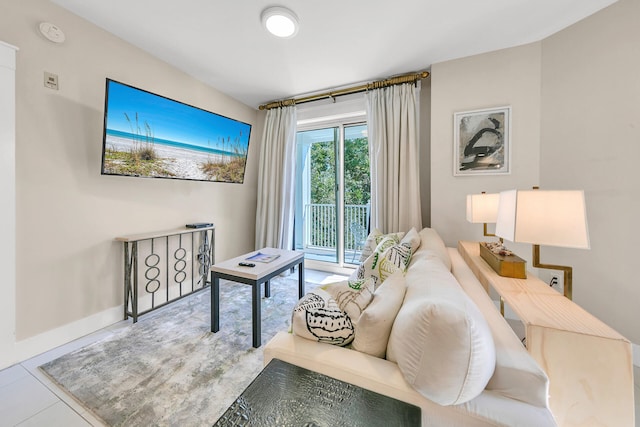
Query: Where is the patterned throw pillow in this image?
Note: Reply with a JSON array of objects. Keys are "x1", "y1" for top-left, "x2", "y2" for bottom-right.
[
  {"x1": 322, "y1": 277, "x2": 375, "y2": 322},
  {"x1": 359, "y1": 229, "x2": 406, "y2": 262},
  {"x1": 355, "y1": 228, "x2": 421, "y2": 287},
  {"x1": 356, "y1": 237, "x2": 410, "y2": 287},
  {"x1": 291, "y1": 289, "x2": 354, "y2": 346}
]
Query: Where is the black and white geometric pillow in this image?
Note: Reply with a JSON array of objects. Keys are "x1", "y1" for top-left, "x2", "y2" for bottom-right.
[{"x1": 291, "y1": 289, "x2": 354, "y2": 346}]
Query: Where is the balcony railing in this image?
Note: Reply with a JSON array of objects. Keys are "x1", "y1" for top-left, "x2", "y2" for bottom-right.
[{"x1": 304, "y1": 203, "x2": 369, "y2": 252}]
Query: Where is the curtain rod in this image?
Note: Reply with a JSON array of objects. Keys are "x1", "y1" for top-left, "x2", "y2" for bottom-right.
[{"x1": 258, "y1": 70, "x2": 430, "y2": 111}]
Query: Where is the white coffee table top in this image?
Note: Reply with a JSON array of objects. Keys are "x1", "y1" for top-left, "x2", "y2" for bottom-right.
[{"x1": 211, "y1": 247, "x2": 303, "y2": 281}]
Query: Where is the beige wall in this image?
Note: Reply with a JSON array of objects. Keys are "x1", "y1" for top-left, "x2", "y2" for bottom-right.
[
  {"x1": 2, "y1": 0, "x2": 637, "y2": 361},
  {"x1": 419, "y1": 78, "x2": 431, "y2": 228},
  {"x1": 430, "y1": 42, "x2": 542, "y2": 250},
  {"x1": 431, "y1": 0, "x2": 639, "y2": 344},
  {"x1": 0, "y1": 0, "x2": 260, "y2": 344},
  {"x1": 540, "y1": 0, "x2": 640, "y2": 344}
]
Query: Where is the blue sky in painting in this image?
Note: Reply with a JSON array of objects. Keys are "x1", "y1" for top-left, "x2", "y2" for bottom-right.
[{"x1": 105, "y1": 80, "x2": 250, "y2": 151}]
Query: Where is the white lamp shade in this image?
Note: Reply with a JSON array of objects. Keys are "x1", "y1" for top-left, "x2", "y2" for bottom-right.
[
  {"x1": 495, "y1": 189, "x2": 590, "y2": 249},
  {"x1": 466, "y1": 193, "x2": 500, "y2": 223}
]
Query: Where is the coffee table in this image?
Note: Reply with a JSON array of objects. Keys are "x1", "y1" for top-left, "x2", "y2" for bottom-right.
[
  {"x1": 214, "y1": 358, "x2": 421, "y2": 426},
  {"x1": 210, "y1": 248, "x2": 305, "y2": 347}
]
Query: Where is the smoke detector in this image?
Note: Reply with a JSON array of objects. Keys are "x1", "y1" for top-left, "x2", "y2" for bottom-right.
[{"x1": 39, "y1": 22, "x2": 66, "y2": 44}]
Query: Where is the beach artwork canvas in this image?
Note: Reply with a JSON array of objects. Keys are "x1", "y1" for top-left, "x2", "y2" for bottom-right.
[{"x1": 101, "y1": 79, "x2": 252, "y2": 183}]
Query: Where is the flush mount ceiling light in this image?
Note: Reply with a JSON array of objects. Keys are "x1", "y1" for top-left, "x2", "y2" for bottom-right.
[{"x1": 261, "y1": 6, "x2": 299, "y2": 38}]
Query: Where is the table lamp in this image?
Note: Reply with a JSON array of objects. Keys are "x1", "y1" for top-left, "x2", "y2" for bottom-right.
[
  {"x1": 495, "y1": 188, "x2": 590, "y2": 299},
  {"x1": 466, "y1": 192, "x2": 500, "y2": 238},
  {"x1": 467, "y1": 192, "x2": 526, "y2": 279}
]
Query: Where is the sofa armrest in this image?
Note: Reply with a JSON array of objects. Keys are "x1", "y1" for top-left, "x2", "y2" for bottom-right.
[
  {"x1": 448, "y1": 247, "x2": 551, "y2": 408},
  {"x1": 264, "y1": 331, "x2": 558, "y2": 427},
  {"x1": 264, "y1": 331, "x2": 424, "y2": 405}
]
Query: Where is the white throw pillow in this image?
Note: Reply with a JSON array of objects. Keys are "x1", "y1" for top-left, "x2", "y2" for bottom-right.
[
  {"x1": 415, "y1": 227, "x2": 451, "y2": 271},
  {"x1": 387, "y1": 258, "x2": 496, "y2": 406},
  {"x1": 352, "y1": 271, "x2": 407, "y2": 358},
  {"x1": 291, "y1": 289, "x2": 354, "y2": 346},
  {"x1": 400, "y1": 227, "x2": 421, "y2": 254},
  {"x1": 359, "y1": 229, "x2": 405, "y2": 262},
  {"x1": 322, "y1": 277, "x2": 375, "y2": 322}
]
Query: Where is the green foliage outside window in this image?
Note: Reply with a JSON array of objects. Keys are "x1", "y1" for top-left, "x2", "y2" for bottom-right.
[
  {"x1": 309, "y1": 137, "x2": 370, "y2": 206},
  {"x1": 344, "y1": 137, "x2": 370, "y2": 206}
]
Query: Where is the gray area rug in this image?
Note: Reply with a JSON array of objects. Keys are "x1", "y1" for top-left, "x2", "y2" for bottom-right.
[{"x1": 40, "y1": 276, "x2": 315, "y2": 426}]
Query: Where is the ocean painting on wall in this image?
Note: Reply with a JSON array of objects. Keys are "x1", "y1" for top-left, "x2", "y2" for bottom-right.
[{"x1": 101, "y1": 79, "x2": 252, "y2": 183}]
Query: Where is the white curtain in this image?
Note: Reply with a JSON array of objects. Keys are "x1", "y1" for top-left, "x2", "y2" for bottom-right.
[
  {"x1": 255, "y1": 106, "x2": 297, "y2": 250},
  {"x1": 366, "y1": 83, "x2": 422, "y2": 233}
]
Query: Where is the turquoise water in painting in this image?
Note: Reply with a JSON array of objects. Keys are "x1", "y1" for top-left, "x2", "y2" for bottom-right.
[{"x1": 106, "y1": 129, "x2": 243, "y2": 158}]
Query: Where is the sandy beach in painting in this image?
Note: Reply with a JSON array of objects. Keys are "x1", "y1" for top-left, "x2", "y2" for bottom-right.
[{"x1": 105, "y1": 135, "x2": 233, "y2": 181}]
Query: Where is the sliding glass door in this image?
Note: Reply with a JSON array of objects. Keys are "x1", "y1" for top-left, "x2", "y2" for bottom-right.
[
  {"x1": 343, "y1": 125, "x2": 370, "y2": 263},
  {"x1": 294, "y1": 123, "x2": 369, "y2": 266}
]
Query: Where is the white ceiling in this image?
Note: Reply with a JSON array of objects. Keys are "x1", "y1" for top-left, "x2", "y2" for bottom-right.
[{"x1": 51, "y1": 0, "x2": 617, "y2": 109}]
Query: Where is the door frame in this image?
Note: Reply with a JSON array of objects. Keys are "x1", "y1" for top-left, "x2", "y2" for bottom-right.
[
  {"x1": 0, "y1": 41, "x2": 18, "y2": 369},
  {"x1": 295, "y1": 113, "x2": 367, "y2": 268}
]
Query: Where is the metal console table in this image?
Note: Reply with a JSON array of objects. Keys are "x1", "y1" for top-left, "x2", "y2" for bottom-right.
[{"x1": 116, "y1": 224, "x2": 215, "y2": 322}]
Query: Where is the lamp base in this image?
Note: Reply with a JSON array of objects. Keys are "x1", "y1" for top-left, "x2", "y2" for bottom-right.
[{"x1": 479, "y1": 242, "x2": 527, "y2": 279}]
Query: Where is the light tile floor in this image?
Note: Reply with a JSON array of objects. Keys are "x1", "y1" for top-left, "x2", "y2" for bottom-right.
[{"x1": 1, "y1": 269, "x2": 639, "y2": 426}]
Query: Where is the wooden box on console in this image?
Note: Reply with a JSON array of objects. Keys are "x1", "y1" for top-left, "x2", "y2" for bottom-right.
[{"x1": 479, "y1": 242, "x2": 526, "y2": 279}]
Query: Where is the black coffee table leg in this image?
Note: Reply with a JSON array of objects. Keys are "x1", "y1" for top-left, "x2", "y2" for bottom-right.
[
  {"x1": 252, "y1": 281, "x2": 261, "y2": 348},
  {"x1": 264, "y1": 280, "x2": 270, "y2": 298},
  {"x1": 298, "y1": 260, "x2": 305, "y2": 298},
  {"x1": 211, "y1": 273, "x2": 220, "y2": 332}
]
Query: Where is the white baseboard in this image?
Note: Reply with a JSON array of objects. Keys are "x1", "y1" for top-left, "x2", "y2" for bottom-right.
[
  {"x1": 5, "y1": 280, "x2": 207, "y2": 370},
  {"x1": 12, "y1": 305, "x2": 123, "y2": 367},
  {"x1": 304, "y1": 259, "x2": 355, "y2": 276}
]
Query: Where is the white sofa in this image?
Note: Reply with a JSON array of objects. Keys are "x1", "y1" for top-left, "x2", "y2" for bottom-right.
[{"x1": 264, "y1": 228, "x2": 558, "y2": 426}]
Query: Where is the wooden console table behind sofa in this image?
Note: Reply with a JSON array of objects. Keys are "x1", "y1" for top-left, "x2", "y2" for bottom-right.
[
  {"x1": 116, "y1": 225, "x2": 215, "y2": 322},
  {"x1": 458, "y1": 241, "x2": 634, "y2": 427}
]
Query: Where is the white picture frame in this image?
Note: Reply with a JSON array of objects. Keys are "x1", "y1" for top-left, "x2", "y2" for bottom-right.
[{"x1": 453, "y1": 106, "x2": 511, "y2": 176}]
